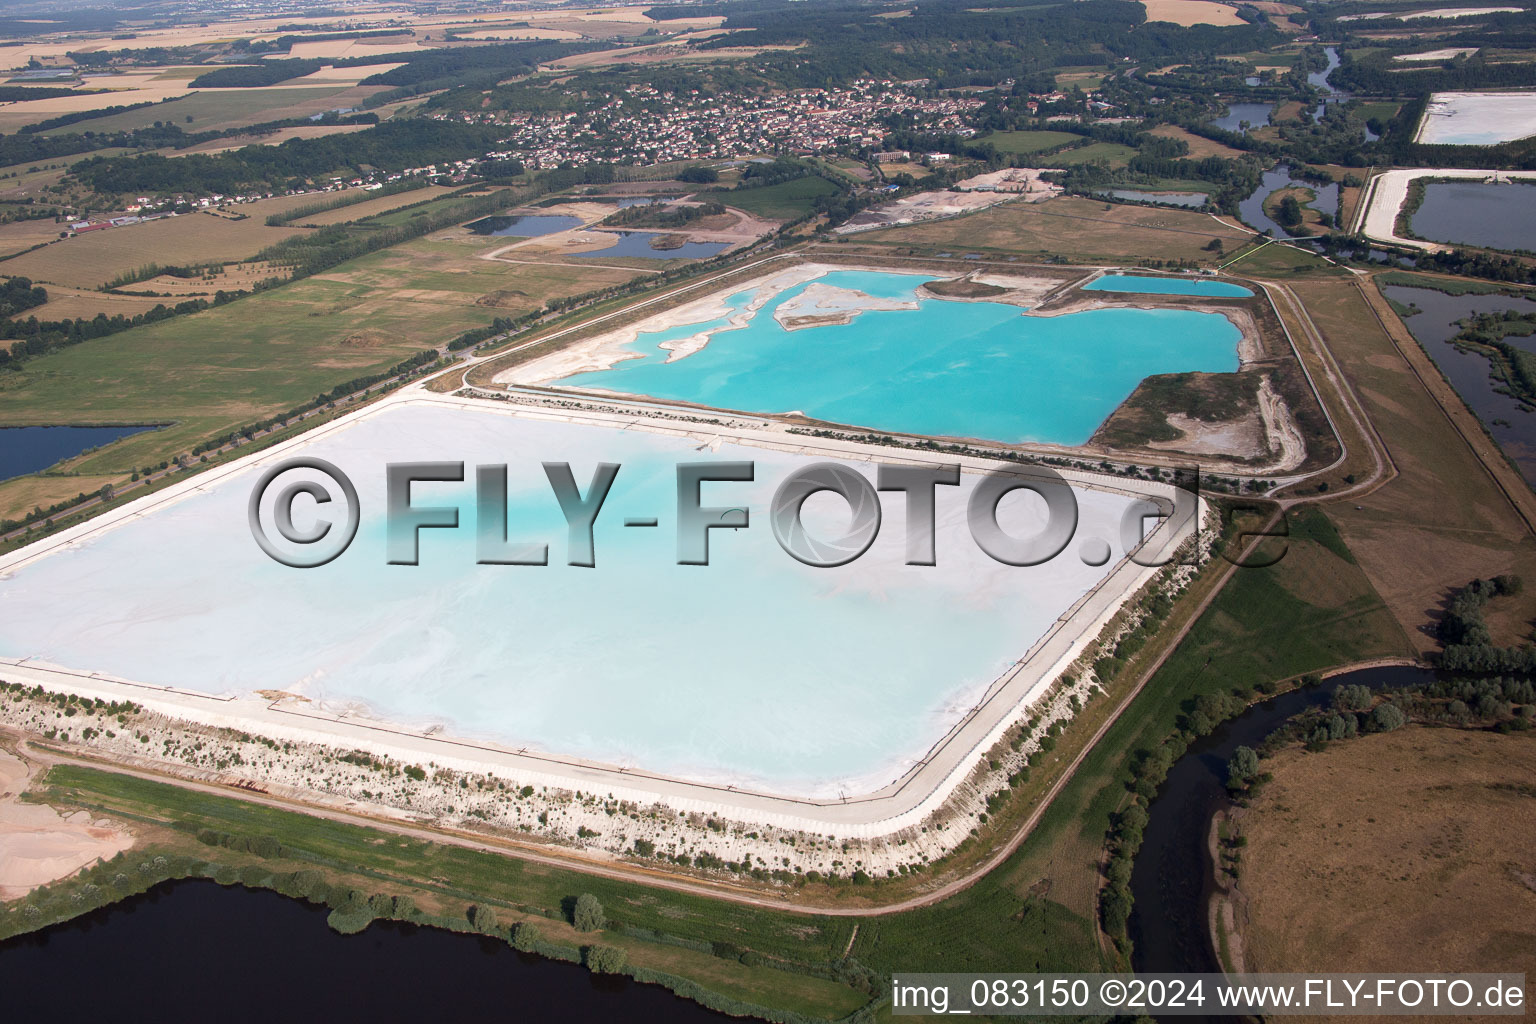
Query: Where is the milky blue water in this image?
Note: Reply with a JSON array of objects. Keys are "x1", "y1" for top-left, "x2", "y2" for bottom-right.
[
  {"x1": 555, "y1": 271, "x2": 1242, "y2": 445},
  {"x1": 0, "y1": 404, "x2": 1140, "y2": 795},
  {"x1": 1085, "y1": 275, "x2": 1254, "y2": 298}
]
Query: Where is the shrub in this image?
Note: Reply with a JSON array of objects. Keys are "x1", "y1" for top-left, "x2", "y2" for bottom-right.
[
  {"x1": 584, "y1": 944, "x2": 627, "y2": 974},
  {"x1": 1367, "y1": 703, "x2": 1407, "y2": 733},
  {"x1": 572, "y1": 892, "x2": 605, "y2": 932},
  {"x1": 1226, "y1": 745, "x2": 1260, "y2": 789}
]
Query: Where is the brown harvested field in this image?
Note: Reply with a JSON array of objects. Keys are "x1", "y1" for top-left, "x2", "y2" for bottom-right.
[
  {"x1": 1148, "y1": 124, "x2": 1248, "y2": 159},
  {"x1": 1272, "y1": 99, "x2": 1305, "y2": 122},
  {"x1": 130, "y1": 262, "x2": 288, "y2": 297},
  {"x1": 26, "y1": 285, "x2": 174, "y2": 321},
  {"x1": 1140, "y1": 0, "x2": 1245, "y2": 26},
  {"x1": 854, "y1": 195, "x2": 1253, "y2": 263},
  {"x1": 1240, "y1": 728, "x2": 1536, "y2": 980},
  {"x1": 0, "y1": 218, "x2": 67, "y2": 259},
  {"x1": 1290, "y1": 276, "x2": 1536, "y2": 649},
  {"x1": 296, "y1": 185, "x2": 460, "y2": 226},
  {"x1": 544, "y1": 42, "x2": 783, "y2": 70},
  {"x1": 284, "y1": 39, "x2": 425, "y2": 60},
  {"x1": 876, "y1": 161, "x2": 929, "y2": 179},
  {"x1": 4, "y1": 199, "x2": 315, "y2": 288}
]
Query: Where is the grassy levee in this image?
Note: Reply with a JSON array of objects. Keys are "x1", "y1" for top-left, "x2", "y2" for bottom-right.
[
  {"x1": 32, "y1": 763, "x2": 868, "y2": 1021},
  {"x1": 1289, "y1": 276, "x2": 1536, "y2": 648}
]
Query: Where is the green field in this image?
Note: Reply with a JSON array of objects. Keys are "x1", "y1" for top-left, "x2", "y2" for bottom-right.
[
  {"x1": 977, "y1": 130, "x2": 1084, "y2": 154},
  {"x1": 38, "y1": 87, "x2": 351, "y2": 136},
  {"x1": 718, "y1": 176, "x2": 841, "y2": 220},
  {"x1": 0, "y1": 233, "x2": 643, "y2": 481},
  {"x1": 1048, "y1": 142, "x2": 1137, "y2": 167}
]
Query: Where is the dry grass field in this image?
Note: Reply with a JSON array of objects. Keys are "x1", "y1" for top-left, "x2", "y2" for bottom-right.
[
  {"x1": 0, "y1": 217, "x2": 67, "y2": 259},
  {"x1": 3, "y1": 198, "x2": 317, "y2": 289},
  {"x1": 317, "y1": 231, "x2": 648, "y2": 313},
  {"x1": 1140, "y1": 0, "x2": 1246, "y2": 26},
  {"x1": 0, "y1": 472, "x2": 124, "y2": 523},
  {"x1": 25, "y1": 285, "x2": 173, "y2": 320},
  {"x1": 854, "y1": 195, "x2": 1253, "y2": 263},
  {"x1": 1241, "y1": 728, "x2": 1536, "y2": 977},
  {"x1": 1296, "y1": 276, "x2": 1536, "y2": 648},
  {"x1": 1148, "y1": 124, "x2": 1249, "y2": 159}
]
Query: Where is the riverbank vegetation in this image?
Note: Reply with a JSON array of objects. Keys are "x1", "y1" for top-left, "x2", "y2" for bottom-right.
[{"x1": 1219, "y1": 645, "x2": 1536, "y2": 974}]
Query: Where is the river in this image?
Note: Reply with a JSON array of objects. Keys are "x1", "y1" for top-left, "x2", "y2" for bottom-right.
[{"x1": 1127, "y1": 665, "x2": 1434, "y2": 988}]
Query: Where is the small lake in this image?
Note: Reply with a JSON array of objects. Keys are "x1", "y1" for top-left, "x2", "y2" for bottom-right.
[
  {"x1": 0, "y1": 880, "x2": 731, "y2": 1023},
  {"x1": 1238, "y1": 166, "x2": 1339, "y2": 237},
  {"x1": 1095, "y1": 189, "x2": 1209, "y2": 208},
  {"x1": 468, "y1": 214, "x2": 583, "y2": 238},
  {"x1": 1409, "y1": 182, "x2": 1536, "y2": 253},
  {"x1": 1129, "y1": 665, "x2": 1434, "y2": 980},
  {"x1": 1209, "y1": 102, "x2": 1272, "y2": 133},
  {"x1": 1085, "y1": 274, "x2": 1253, "y2": 298},
  {"x1": 555, "y1": 269, "x2": 1243, "y2": 445},
  {"x1": 574, "y1": 231, "x2": 730, "y2": 261},
  {"x1": 0, "y1": 424, "x2": 159, "y2": 483},
  {"x1": 1383, "y1": 283, "x2": 1536, "y2": 487}
]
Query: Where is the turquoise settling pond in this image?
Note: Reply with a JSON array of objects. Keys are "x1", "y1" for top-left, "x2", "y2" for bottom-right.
[{"x1": 555, "y1": 270, "x2": 1243, "y2": 445}]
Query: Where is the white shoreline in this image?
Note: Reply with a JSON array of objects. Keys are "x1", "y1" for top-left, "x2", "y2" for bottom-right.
[
  {"x1": 1357, "y1": 167, "x2": 1536, "y2": 251},
  {"x1": 0, "y1": 388, "x2": 1186, "y2": 840}
]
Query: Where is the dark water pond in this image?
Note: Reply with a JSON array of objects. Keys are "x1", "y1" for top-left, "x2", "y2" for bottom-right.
[
  {"x1": 1095, "y1": 189, "x2": 1209, "y2": 208},
  {"x1": 1384, "y1": 283, "x2": 1536, "y2": 487},
  {"x1": 467, "y1": 214, "x2": 583, "y2": 237},
  {"x1": 1209, "y1": 102, "x2": 1272, "y2": 134},
  {"x1": 0, "y1": 424, "x2": 160, "y2": 483},
  {"x1": 1410, "y1": 182, "x2": 1536, "y2": 253},
  {"x1": 1128, "y1": 665, "x2": 1434, "y2": 987},
  {"x1": 573, "y1": 231, "x2": 730, "y2": 260},
  {"x1": 1237, "y1": 166, "x2": 1339, "y2": 237},
  {"x1": 0, "y1": 880, "x2": 732, "y2": 1024}
]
